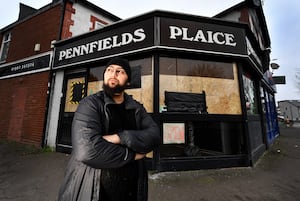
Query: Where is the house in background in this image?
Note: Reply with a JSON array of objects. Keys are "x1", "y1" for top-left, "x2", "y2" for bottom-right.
[
  {"x1": 0, "y1": 0, "x2": 120, "y2": 147},
  {"x1": 278, "y1": 100, "x2": 300, "y2": 122}
]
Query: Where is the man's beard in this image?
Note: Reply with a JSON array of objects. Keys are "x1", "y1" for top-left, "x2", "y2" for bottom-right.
[{"x1": 102, "y1": 82, "x2": 127, "y2": 98}]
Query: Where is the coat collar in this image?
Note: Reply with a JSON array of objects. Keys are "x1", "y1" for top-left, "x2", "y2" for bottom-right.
[{"x1": 98, "y1": 90, "x2": 140, "y2": 110}]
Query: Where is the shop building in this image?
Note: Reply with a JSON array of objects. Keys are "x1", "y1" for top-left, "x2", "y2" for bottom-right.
[
  {"x1": 0, "y1": 0, "x2": 120, "y2": 146},
  {"x1": 47, "y1": 0, "x2": 279, "y2": 171},
  {"x1": 0, "y1": 0, "x2": 279, "y2": 171}
]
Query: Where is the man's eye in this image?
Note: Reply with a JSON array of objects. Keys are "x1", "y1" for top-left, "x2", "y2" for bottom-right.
[{"x1": 117, "y1": 70, "x2": 125, "y2": 74}]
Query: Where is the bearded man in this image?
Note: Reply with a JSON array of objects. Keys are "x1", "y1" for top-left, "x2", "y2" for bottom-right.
[{"x1": 58, "y1": 57, "x2": 160, "y2": 201}]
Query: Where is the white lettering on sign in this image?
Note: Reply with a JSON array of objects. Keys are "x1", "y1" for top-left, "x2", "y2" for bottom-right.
[
  {"x1": 58, "y1": 28, "x2": 146, "y2": 61},
  {"x1": 11, "y1": 62, "x2": 35, "y2": 72},
  {"x1": 169, "y1": 26, "x2": 237, "y2": 47}
]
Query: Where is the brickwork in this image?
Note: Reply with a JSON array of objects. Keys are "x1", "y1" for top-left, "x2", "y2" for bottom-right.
[
  {"x1": 0, "y1": 72, "x2": 49, "y2": 147},
  {"x1": 239, "y1": 7, "x2": 250, "y2": 23},
  {"x1": 0, "y1": 4, "x2": 62, "y2": 146},
  {"x1": 6, "y1": 5, "x2": 61, "y2": 62},
  {"x1": 61, "y1": 2, "x2": 75, "y2": 39},
  {"x1": 90, "y1": 15, "x2": 109, "y2": 31},
  {"x1": 1, "y1": 1, "x2": 121, "y2": 148}
]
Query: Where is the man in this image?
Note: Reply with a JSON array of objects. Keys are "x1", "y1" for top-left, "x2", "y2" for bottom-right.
[{"x1": 58, "y1": 57, "x2": 160, "y2": 201}]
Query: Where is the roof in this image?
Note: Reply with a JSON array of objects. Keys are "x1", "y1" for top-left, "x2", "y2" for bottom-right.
[
  {"x1": 0, "y1": 0, "x2": 121, "y2": 32},
  {"x1": 0, "y1": 1, "x2": 60, "y2": 32},
  {"x1": 214, "y1": 0, "x2": 270, "y2": 47},
  {"x1": 278, "y1": 100, "x2": 300, "y2": 108},
  {"x1": 78, "y1": 0, "x2": 121, "y2": 21},
  {"x1": 18, "y1": 3, "x2": 38, "y2": 21},
  {"x1": 54, "y1": 9, "x2": 250, "y2": 46}
]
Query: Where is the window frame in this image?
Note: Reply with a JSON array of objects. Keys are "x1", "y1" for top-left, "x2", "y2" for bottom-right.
[{"x1": 0, "y1": 32, "x2": 11, "y2": 62}]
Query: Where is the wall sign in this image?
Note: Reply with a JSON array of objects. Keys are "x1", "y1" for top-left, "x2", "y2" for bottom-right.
[
  {"x1": 160, "y1": 18, "x2": 247, "y2": 56},
  {"x1": 53, "y1": 18, "x2": 154, "y2": 69},
  {"x1": 52, "y1": 13, "x2": 248, "y2": 70},
  {"x1": 0, "y1": 53, "x2": 51, "y2": 78}
]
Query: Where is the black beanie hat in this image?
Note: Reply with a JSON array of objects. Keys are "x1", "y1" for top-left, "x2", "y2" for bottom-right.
[{"x1": 105, "y1": 57, "x2": 131, "y2": 83}]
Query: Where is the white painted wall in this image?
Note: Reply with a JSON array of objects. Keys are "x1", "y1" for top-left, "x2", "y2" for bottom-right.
[
  {"x1": 45, "y1": 4, "x2": 118, "y2": 148},
  {"x1": 217, "y1": 11, "x2": 240, "y2": 22},
  {"x1": 45, "y1": 71, "x2": 64, "y2": 148},
  {"x1": 70, "y1": 3, "x2": 116, "y2": 37}
]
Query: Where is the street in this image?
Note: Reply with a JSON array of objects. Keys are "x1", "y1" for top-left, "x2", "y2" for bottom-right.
[{"x1": 0, "y1": 125, "x2": 300, "y2": 201}]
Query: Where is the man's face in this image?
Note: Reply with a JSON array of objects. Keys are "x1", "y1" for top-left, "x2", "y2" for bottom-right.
[{"x1": 103, "y1": 64, "x2": 128, "y2": 96}]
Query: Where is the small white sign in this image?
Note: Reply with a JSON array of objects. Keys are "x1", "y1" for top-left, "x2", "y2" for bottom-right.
[{"x1": 163, "y1": 123, "x2": 185, "y2": 144}]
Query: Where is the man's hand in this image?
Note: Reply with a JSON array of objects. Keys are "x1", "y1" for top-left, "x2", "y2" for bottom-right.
[
  {"x1": 135, "y1": 153, "x2": 146, "y2": 160},
  {"x1": 102, "y1": 134, "x2": 121, "y2": 144},
  {"x1": 103, "y1": 135, "x2": 145, "y2": 160}
]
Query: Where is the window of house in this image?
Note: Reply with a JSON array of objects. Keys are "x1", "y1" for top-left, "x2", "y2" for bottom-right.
[
  {"x1": 0, "y1": 32, "x2": 11, "y2": 62},
  {"x1": 95, "y1": 21, "x2": 105, "y2": 30}
]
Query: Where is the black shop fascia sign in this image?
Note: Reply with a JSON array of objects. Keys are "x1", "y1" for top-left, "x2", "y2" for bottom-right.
[
  {"x1": 0, "y1": 53, "x2": 51, "y2": 79},
  {"x1": 160, "y1": 18, "x2": 247, "y2": 56},
  {"x1": 53, "y1": 12, "x2": 247, "y2": 69},
  {"x1": 53, "y1": 18, "x2": 155, "y2": 69}
]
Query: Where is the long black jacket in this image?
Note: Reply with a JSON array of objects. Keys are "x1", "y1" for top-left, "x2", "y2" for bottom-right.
[{"x1": 58, "y1": 91, "x2": 160, "y2": 201}]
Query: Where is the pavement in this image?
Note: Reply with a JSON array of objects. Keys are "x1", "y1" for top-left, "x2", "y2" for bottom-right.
[{"x1": 1, "y1": 123, "x2": 300, "y2": 201}]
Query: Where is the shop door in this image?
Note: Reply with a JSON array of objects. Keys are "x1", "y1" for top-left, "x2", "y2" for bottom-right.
[{"x1": 56, "y1": 73, "x2": 86, "y2": 152}]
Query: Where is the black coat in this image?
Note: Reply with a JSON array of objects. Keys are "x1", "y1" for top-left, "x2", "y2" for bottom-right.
[{"x1": 58, "y1": 91, "x2": 160, "y2": 201}]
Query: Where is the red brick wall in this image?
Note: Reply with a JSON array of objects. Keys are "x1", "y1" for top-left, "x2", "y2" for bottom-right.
[
  {"x1": 0, "y1": 72, "x2": 49, "y2": 147},
  {"x1": 6, "y1": 5, "x2": 62, "y2": 62},
  {"x1": 90, "y1": 15, "x2": 109, "y2": 31},
  {"x1": 239, "y1": 7, "x2": 250, "y2": 23},
  {"x1": 61, "y1": 2, "x2": 75, "y2": 39}
]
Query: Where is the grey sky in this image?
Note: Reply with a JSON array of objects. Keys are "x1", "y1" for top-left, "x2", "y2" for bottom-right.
[{"x1": 1, "y1": 0, "x2": 299, "y2": 102}]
